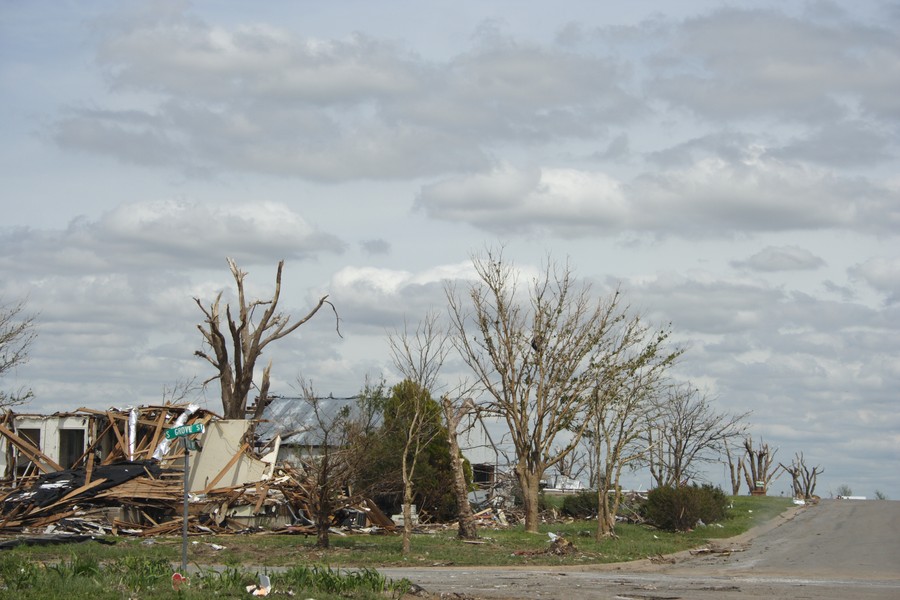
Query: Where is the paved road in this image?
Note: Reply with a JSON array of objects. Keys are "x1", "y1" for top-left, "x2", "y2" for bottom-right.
[{"x1": 381, "y1": 500, "x2": 900, "y2": 599}]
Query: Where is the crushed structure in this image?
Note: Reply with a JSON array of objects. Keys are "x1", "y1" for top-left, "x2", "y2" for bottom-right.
[{"x1": 0, "y1": 404, "x2": 394, "y2": 537}]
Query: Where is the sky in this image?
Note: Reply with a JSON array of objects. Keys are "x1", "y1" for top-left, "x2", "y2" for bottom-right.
[{"x1": 1, "y1": 0, "x2": 898, "y2": 499}]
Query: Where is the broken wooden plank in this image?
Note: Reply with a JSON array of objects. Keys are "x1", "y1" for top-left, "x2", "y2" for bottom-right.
[
  {"x1": 201, "y1": 442, "x2": 250, "y2": 494},
  {"x1": 0, "y1": 424, "x2": 64, "y2": 473},
  {"x1": 28, "y1": 478, "x2": 110, "y2": 516}
]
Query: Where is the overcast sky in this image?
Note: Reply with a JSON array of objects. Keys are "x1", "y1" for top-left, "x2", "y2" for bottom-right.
[{"x1": 1, "y1": 1, "x2": 898, "y2": 499}]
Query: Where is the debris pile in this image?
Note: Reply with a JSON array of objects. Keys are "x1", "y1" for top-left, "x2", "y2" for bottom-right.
[{"x1": 0, "y1": 404, "x2": 394, "y2": 537}]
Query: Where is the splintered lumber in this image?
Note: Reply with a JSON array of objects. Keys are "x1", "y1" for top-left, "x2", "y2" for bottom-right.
[
  {"x1": 106, "y1": 411, "x2": 130, "y2": 461},
  {"x1": 0, "y1": 424, "x2": 63, "y2": 473},
  {"x1": 361, "y1": 498, "x2": 395, "y2": 528},
  {"x1": 94, "y1": 477, "x2": 181, "y2": 501},
  {"x1": 253, "y1": 484, "x2": 270, "y2": 514},
  {"x1": 28, "y1": 478, "x2": 110, "y2": 516},
  {"x1": 141, "y1": 410, "x2": 170, "y2": 460},
  {"x1": 84, "y1": 451, "x2": 95, "y2": 486}
]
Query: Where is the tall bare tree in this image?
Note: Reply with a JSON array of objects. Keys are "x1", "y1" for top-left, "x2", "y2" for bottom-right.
[
  {"x1": 194, "y1": 258, "x2": 338, "y2": 419},
  {"x1": 645, "y1": 385, "x2": 747, "y2": 488},
  {"x1": 446, "y1": 248, "x2": 627, "y2": 533},
  {"x1": 0, "y1": 297, "x2": 37, "y2": 408},
  {"x1": 722, "y1": 437, "x2": 745, "y2": 496},
  {"x1": 584, "y1": 316, "x2": 681, "y2": 538},
  {"x1": 780, "y1": 452, "x2": 823, "y2": 499},
  {"x1": 388, "y1": 313, "x2": 479, "y2": 545},
  {"x1": 741, "y1": 436, "x2": 781, "y2": 495}
]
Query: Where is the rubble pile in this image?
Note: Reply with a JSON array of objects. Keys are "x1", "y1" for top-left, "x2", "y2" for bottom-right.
[{"x1": 0, "y1": 404, "x2": 394, "y2": 537}]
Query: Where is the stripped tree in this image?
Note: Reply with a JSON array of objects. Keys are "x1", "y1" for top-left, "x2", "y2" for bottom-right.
[
  {"x1": 780, "y1": 452, "x2": 823, "y2": 499},
  {"x1": 195, "y1": 258, "x2": 339, "y2": 419},
  {"x1": 741, "y1": 436, "x2": 781, "y2": 495},
  {"x1": 447, "y1": 248, "x2": 628, "y2": 533},
  {"x1": 722, "y1": 437, "x2": 745, "y2": 496}
]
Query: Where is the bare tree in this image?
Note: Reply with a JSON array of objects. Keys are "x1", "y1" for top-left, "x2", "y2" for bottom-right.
[
  {"x1": 741, "y1": 436, "x2": 782, "y2": 495},
  {"x1": 0, "y1": 297, "x2": 37, "y2": 408},
  {"x1": 780, "y1": 452, "x2": 823, "y2": 499},
  {"x1": 194, "y1": 258, "x2": 338, "y2": 419},
  {"x1": 722, "y1": 437, "x2": 745, "y2": 496},
  {"x1": 446, "y1": 248, "x2": 628, "y2": 533},
  {"x1": 584, "y1": 316, "x2": 681, "y2": 538},
  {"x1": 552, "y1": 446, "x2": 587, "y2": 485},
  {"x1": 293, "y1": 379, "x2": 362, "y2": 549},
  {"x1": 389, "y1": 312, "x2": 478, "y2": 552},
  {"x1": 645, "y1": 385, "x2": 747, "y2": 488}
]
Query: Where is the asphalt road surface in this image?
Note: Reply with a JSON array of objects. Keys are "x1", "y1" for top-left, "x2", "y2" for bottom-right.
[{"x1": 381, "y1": 499, "x2": 900, "y2": 599}]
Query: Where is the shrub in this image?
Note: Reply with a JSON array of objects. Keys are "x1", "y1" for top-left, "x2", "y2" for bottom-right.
[
  {"x1": 561, "y1": 491, "x2": 598, "y2": 518},
  {"x1": 644, "y1": 484, "x2": 728, "y2": 532}
]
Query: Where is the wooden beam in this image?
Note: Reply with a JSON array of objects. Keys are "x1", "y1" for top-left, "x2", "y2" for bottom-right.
[
  {"x1": 106, "y1": 411, "x2": 129, "y2": 459},
  {"x1": 0, "y1": 424, "x2": 63, "y2": 473},
  {"x1": 29, "y1": 478, "x2": 109, "y2": 516},
  {"x1": 201, "y1": 443, "x2": 250, "y2": 493},
  {"x1": 84, "y1": 449, "x2": 95, "y2": 485}
]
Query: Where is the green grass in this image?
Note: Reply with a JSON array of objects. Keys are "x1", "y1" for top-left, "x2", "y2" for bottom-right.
[{"x1": 0, "y1": 495, "x2": 793, "y2": 597}]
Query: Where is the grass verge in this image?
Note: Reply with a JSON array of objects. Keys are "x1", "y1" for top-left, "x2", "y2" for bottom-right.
[{"x1": 0, "y1": 495, "x2": 792, "y2": 596}]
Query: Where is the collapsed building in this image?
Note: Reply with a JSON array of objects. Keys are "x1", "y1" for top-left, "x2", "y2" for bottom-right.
[{"x1": 0, "y1": 404, "x2": 395, "y2": 536}]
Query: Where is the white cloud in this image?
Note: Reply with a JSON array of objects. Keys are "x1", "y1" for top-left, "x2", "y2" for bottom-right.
[
  {"x1": 417, "y1": 154, "x2": 899, "y2": 238},
  {"x1": 849, "y1": 256, "x2": 900, "y2": 303}
]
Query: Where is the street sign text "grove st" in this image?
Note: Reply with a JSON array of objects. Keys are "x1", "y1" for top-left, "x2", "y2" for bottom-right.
[{"x1": 165, "y1": 423, "x2": 205, "y2": 440}]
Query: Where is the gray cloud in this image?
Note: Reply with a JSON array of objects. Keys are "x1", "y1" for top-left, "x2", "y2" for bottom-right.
[
  {"x1": 360, "y1": 239, "x2": 391, "y2": 255},
  {"x1": 766, "y1": 121, "x2": 895, "y2": 167},
  {"x1": 651, "y1": 7, "x2": 900, "y2": 123},
  {"x1": 624, "y1": 271, "x2": 900, "y2": 485},
  {"x1": 0, "y1": 200, "x2": 346, "y2": 276},
  {"x1": 732, "y1": 246, "x2": 826, "y2": 272},
  {"x1": 50, "y1": 7, "x2": 643, "y2": 181}
]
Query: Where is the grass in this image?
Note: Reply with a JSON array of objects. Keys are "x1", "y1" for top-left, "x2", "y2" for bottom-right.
[{"x1": 0, "y1": 496, "x2": 792, "y2": 597}]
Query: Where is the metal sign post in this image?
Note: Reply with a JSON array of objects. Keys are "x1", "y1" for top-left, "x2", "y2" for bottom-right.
[
  {"x1": 163, "y1": 423, "x2": 204, "y2": 576},
  {"x1": 181, "y1": 436, "x2": 190, "y2": 572}
]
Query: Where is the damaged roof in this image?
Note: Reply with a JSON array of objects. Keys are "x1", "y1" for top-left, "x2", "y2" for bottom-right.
[{"x1": 255, "y1": 396, "x2": 366, "y2": 446}]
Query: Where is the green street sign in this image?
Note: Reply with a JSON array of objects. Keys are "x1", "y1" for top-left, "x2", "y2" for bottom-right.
[{"x1": 165, "y1": 422, "x2": 205, "y2": 440}]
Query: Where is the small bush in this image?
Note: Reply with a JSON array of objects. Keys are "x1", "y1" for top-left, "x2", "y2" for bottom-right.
[
  {"x1": 561, "y1": 491, "x2": 598, "y2": 518},
  {"x1": 644, "y1": 484, "x2": 728, "y2": 532}
]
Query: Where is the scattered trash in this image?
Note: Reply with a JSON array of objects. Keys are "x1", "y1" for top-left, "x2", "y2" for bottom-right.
[
  {"x1": 247, "y1": 573, "x2": 272, "y2": 596},
  {"x1": 171, "y1": 572, "x2": 188, "y2": 591},
  {"x1": 689, "y1": 544, "x2": 747, "y2": 555}
]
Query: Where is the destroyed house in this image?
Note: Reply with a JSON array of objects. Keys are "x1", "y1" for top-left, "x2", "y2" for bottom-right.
[
  {"x1": 0, "y1": 404, "x2": 395, "y2": 535},
  {"x1": 0, "y1": 405, "x2": 217, "y2": 484}
]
